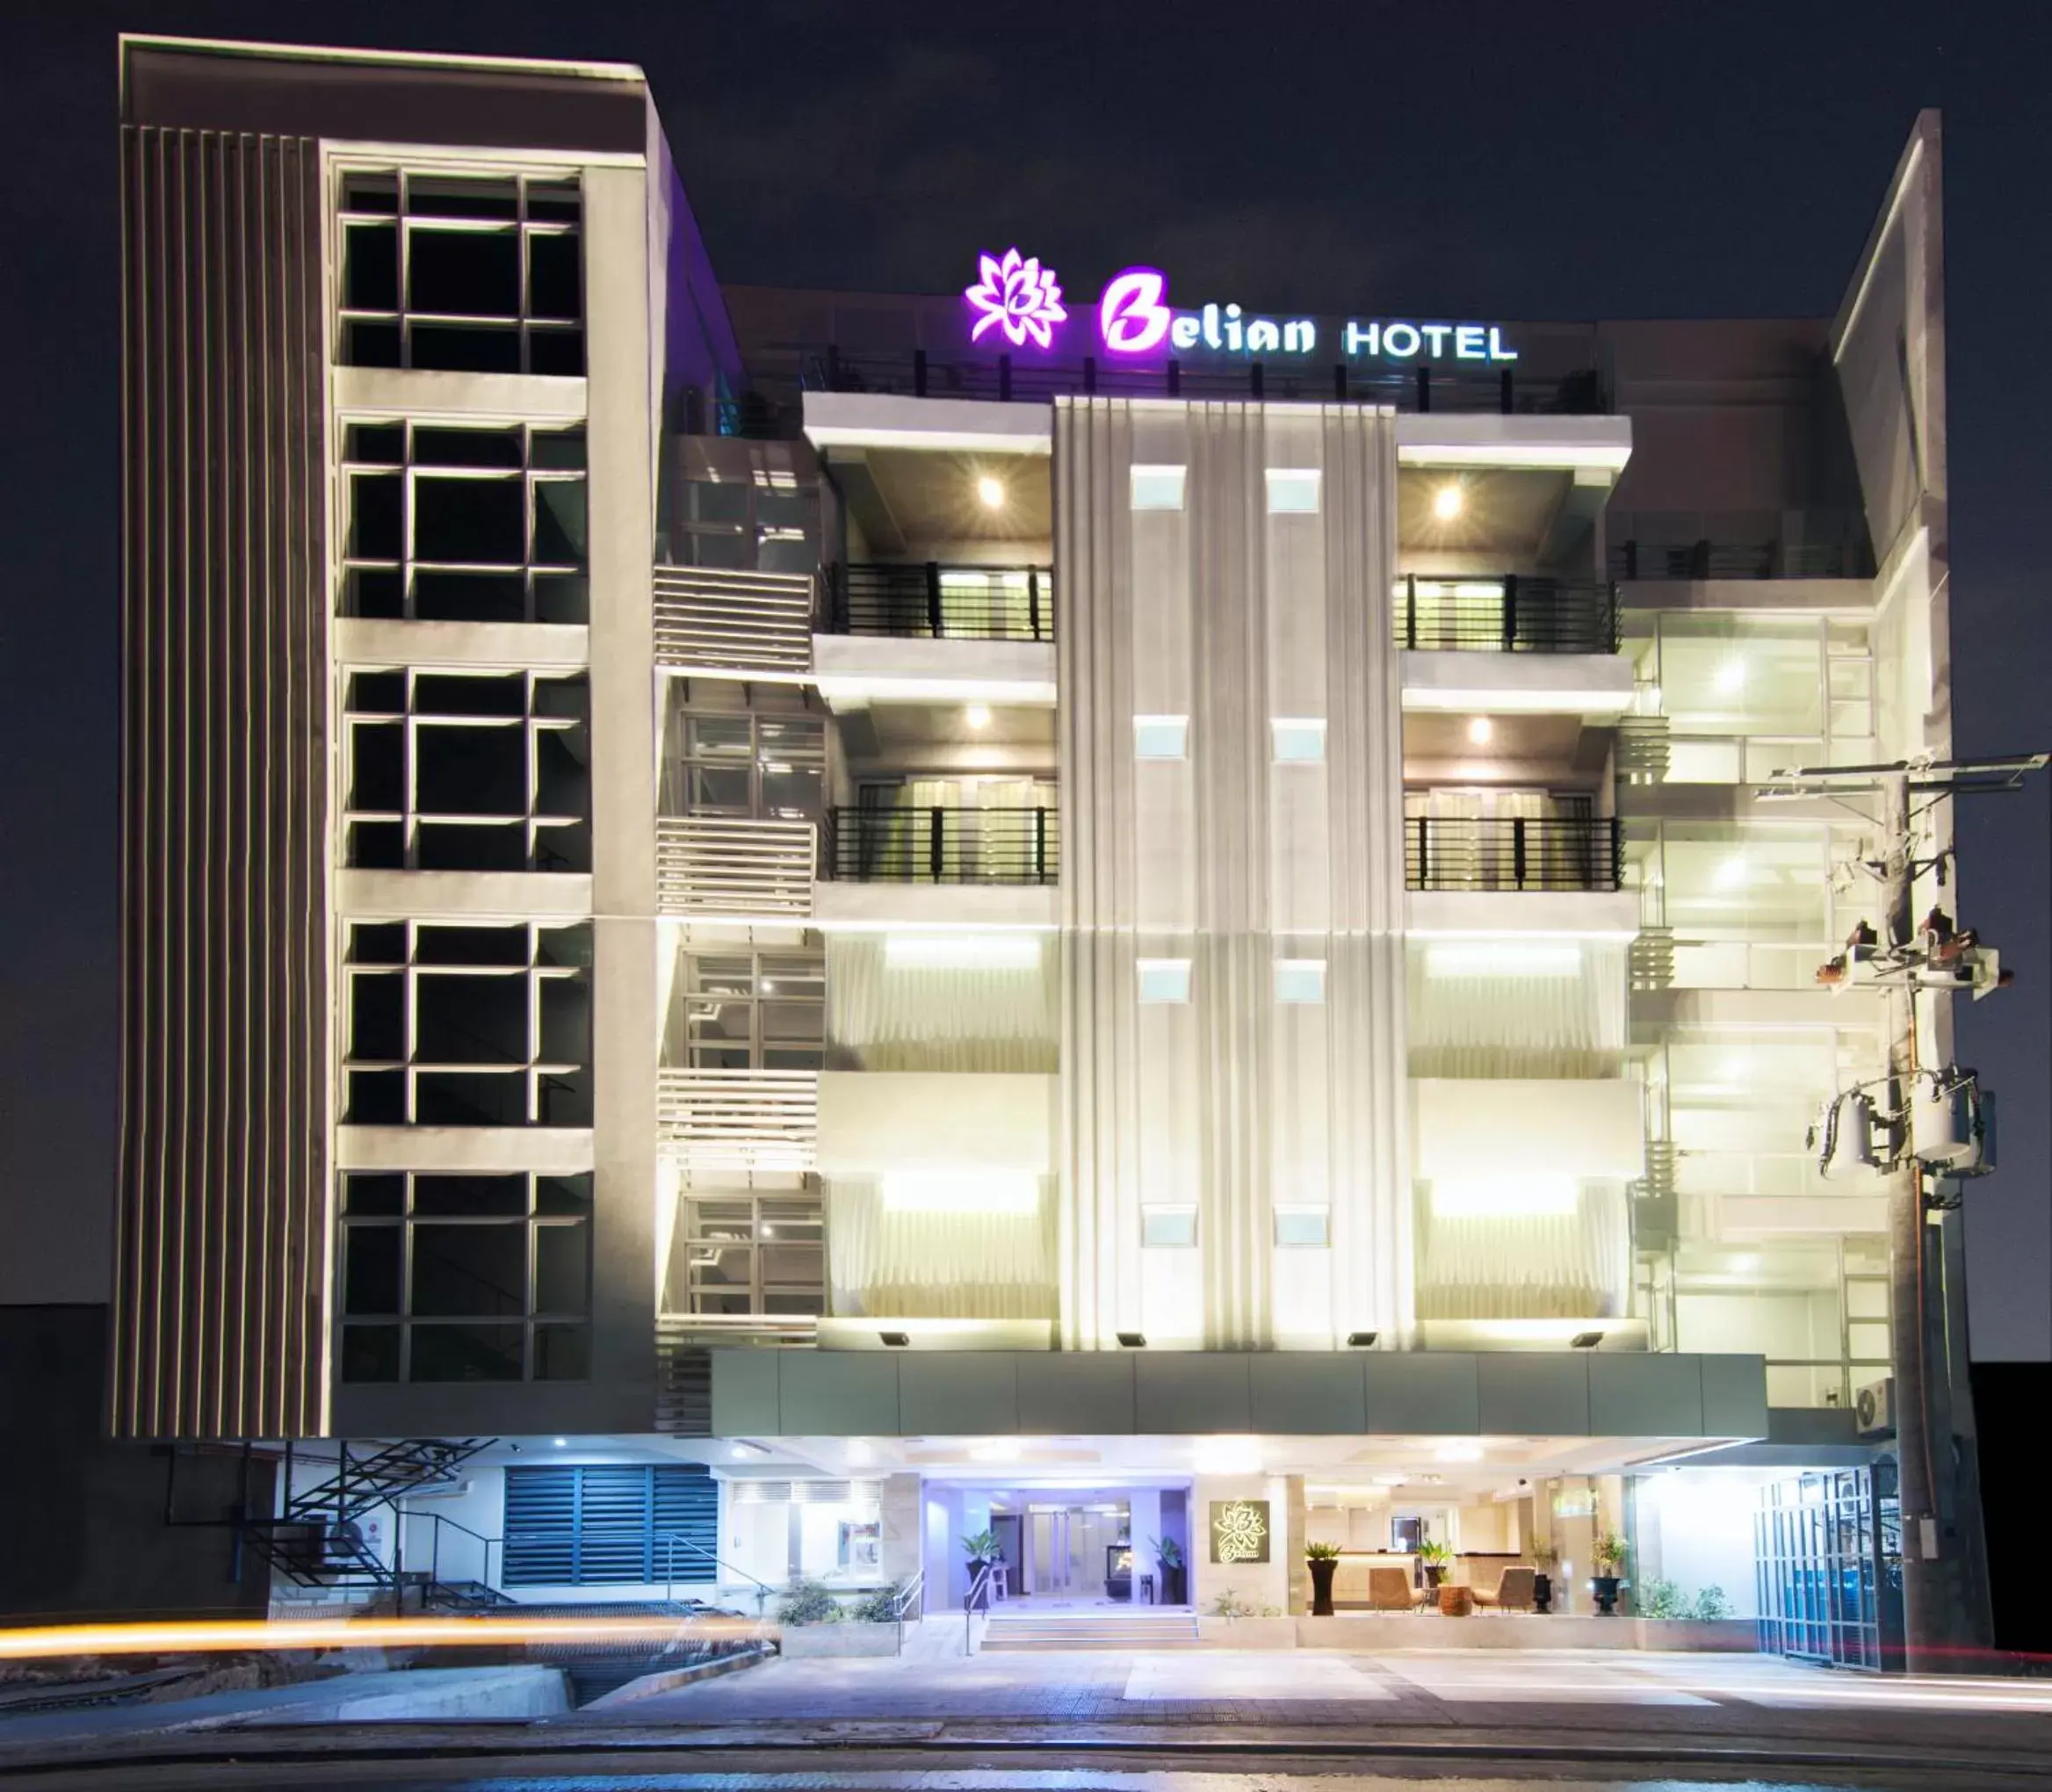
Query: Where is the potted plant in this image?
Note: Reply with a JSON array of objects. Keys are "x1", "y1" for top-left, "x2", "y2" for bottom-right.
[
  {"x1": 1591, "y1": 1532, "x2": 1627, "y2": 1615},
  {"x1": 962, "y1": 1528, "x2": 1002, "y2": 1608},
  {"x1": 1418, "y1": 1539, "x2": 1453, "y2": 1589},
  {"x1": 1530, "y1": 1543, "x2": 1558, "y2": 1615},
  {"x1": 1149, "y1": 1535, "x2": 1187, "y2": 1607},
  {"x1": 1305, "y1": 1540, "x2": 1341, "y2": 1616}
]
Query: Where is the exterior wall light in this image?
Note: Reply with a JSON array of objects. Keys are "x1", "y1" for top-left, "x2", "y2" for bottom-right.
[
  {"x1": 1466, "y1": 714, "x2": 1493, "y2": 746},
  {"x1": 1433, "y1": 482, "x2": 1463, "y2": 521},
  {"x1": 1347, "y1": 1331, "x2": 1379, "y2": 1348},
  {"x1": 879, "y1": 1331, "x2": 911, "y2": 1347},
  {"x1": 977, "y1": 474, "x2": 1005, "y2": 509},
  {"x1": 1116, "y1": 1330, "x2": 1147, "y2": 1348},
  {"x1": 1571, "y1": 1330, "x2": 1605, "y2": 1349}
]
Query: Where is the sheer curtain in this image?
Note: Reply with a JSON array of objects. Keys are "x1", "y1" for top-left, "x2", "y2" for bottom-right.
[
  {"x1": 1415, "y1": 1181, "x2": 1630, "y2": 1319},
  {"x1": 1406, "y1": 940, "x2": 1629, "y2": 1078},
  {"x1": 827, "y1": 936, "x2": 1057, "y2": 1072},
  {"x1": 827, "y1": 1176, "x2": 1057, "y2": 1318}
]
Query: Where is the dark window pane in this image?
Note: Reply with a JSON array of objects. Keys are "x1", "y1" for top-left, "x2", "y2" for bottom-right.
[
  {"x1": 344, "y1": 423, "x2": 405, "y2": 466},
  {"x1": 348, "y1": 721, "x2": 403, "y2": 811},
  {"x1": 535, "y1": 727, "x2": 589, "y2": 818},
  {"x1": 538, "y1": 1068, "x2": 592, "y2": 1127},
  {"x1": 343, "y1": 173, "x2": 400, "y2": 214},
  {"x1": 408, "y1": 227, "x2": 519, "y2": 314},
  {"x1": 342, "y1": 1172, "x2": 406, "y2": 1216},
  {"x1": 533, "y1": 676, "x2": 589, "y2": 719},
  {"x1": 539, "y1": 976, "x2": 590, "y2": 1065},
  {"x1": 348, "y1": 922, "x2": 408, "y2": 965},
  {"x1": 340, "y1": 1325, "x2": 401, "y2": 1382},
  {"x1": 414, "y1": 476, "x2": 525, "y2": 565},
  {"x1": 524, "y1": 182, "x2": 582, "y2": 222},
  {"x1": 415, "y1": 725, "x2": 525, "y2": 813},
  {"x1": 343, "y1": 567, "x2": 404, "y2": 618},
  {"x1": 408, "y1": 177, "x2": 517, "y2": 220},
  {"x1": 415, "y1": 925, "x2": 530, "y2": 967},
  {"x1": 764, "y1": 1291, "x2": 823, "y2": 1315},
  {"x1": 413, "y1": 1174, "x2": 529, "y2": 1216},
  {"x1": 412, "y1": 571, "x2": 527, "y2": 623},
  {"x1": 527, "y1": 232, "x2": 582, "y2": 320},
  {"x1": 535, "y1": 1225, "x2": 589, "y2": 1315},
  {"x1": 533, "y1": 574, "x2": 588, "y2": 624},
  {"x1": 411, "y1": 324, "x2": 523, "y2": 373},
  {"x1": 536, "y1": 925, "x2": 593, "y2": 969},
  {"x1": 533, "y1": 1324, "x2": 589, "y2": 1380},
  {"x1": 415, "y1": 973, "x2": 529, "y2": 1063},
  {"x1": 343, "y1": 222, "x2": 399, "y2": 311},
  {"x1": 349, "y1": 821, "x2": 405, "y2": 869},
  {"x1": 415, "y1": 1069, "x2": 527, "y2": 1126},
  {"x1": 417, "y1": 822, "x2": 530, "y2": 871},
  {"x1": 414, "y1": 426, "x2": 524, "y2": 469},
  {"x1": 531, "y1": 429, "x2": 587, "y2": 471},
  {"x1": 344, "y1": 1068, "x2": 406, "y2": 1124},
  {"x1": 536, "y1": 1174, "x2": 593, "y2": 1216},
  {"x1": 528, "y1": 328, "x2": 584, "y2": 377},
  {"x1": 408, "y1": 1323, "x2": 524, "y2": 1382},
  {"x1": 533, "y1": 821, "x2": 591, "y2": 873},
  {"x1": 412, "y1": 1224, "x2": 526, "y2": 1316},
  {"x1": 415, "y1": 673, "x2": 526, "y2": 717},
  {"x1": 349, "y1": 972, "x2": 405, "y2": 1061},
  {"x1": 342, "y1": 1225, "x2": 401, "y2": 1314},
  {"x1": 348, "y1": 670, "x2": 406, "y2": 713},
  {"x1": 343, "y1": 320, "x2": 401, "y2": 368},
  {"x1": 348, "y1": 472, "x2": 403, "y2": 560},
  {"x1": 532, "y1": 481, "x2": 588, "y2": 564}
]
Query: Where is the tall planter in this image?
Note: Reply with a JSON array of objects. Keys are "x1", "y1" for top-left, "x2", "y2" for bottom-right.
[
  {"x1": 1307, "y1": 1557, "x2": 1338, "y2": 1617},
  {"x1": 1160, "y1": 1563, "x2": 1187, "y2": 1606}
]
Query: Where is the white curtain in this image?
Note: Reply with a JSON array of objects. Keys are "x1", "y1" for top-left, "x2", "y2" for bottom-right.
[
  {"x1": 827, "y1": 936, "x2": 1057, "y2": 1071},
  {"x1": 1414, "y1": 1180, "x2": 1631, "y2": 1319},
  {"x1": 827, "y1": 1176, "x2": 1058, "y2": 1319},
  {"x1": 1406, "y1": 940, "x2": 1629, "y2": 1078}
]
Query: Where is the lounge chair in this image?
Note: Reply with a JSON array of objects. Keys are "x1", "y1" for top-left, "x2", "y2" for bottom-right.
[
  {"x1": 1470, "y1": 1565, "x2": 1537, "y2": 1611},
  {"x1": 1369, "y1": 1565, "x2": 1423, "y2": 1611}
]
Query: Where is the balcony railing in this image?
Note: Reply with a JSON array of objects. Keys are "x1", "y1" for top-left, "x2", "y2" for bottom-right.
[
  {"x1": 1606, "y1": 511, "x2": 1875, "y2": 582},
  {"x1": 1406, "y1": 816, "x2": 1622, "y2": 892},
  {"x1": 821, "y1": 562, "x2": 1055, "y2": 641},
  {"x1": 820, "y1": 806, "x2": 1059, "y2": 884},
  {"x1": 1396, "y1": 575, "x2": 1621, "y2": 654}
]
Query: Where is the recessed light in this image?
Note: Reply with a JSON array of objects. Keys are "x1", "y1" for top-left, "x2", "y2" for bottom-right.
[
  {"x1": 977, "y1": 474, "x2": 1005, "y2": 510},
  {"x1": 965, "y1": 704, "x2": 992, "y2": 730},
  {"x1": 553, "y1": 1437, "x2": 567, "y2": 1448},
  {"x1": 1433, "y1": 483, "x2": 1463, "y2": 521},
  {"x1": 1466, "y1": 715, "x2": 1493, "y2": 746}
]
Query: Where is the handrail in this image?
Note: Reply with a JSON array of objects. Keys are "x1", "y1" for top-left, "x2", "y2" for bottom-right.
[
  {"x1": 964, "y1": 1560, "x2": 996, "y2": 1655},
  {"x1": 891, "y1": 1567, "x2": 924, "y2": 1656},
  {"x1": 661, "y1": 1530, "x2": 776, "y2": 1615},
  {"x1": 398, "y1": 1508, "x2": 501, "y2": 1607},
  {"x1": 1394, "y1": 574, "x2": 1620, "y2": 654},
  {"x1": 820, "y1": 805, "x2": 1059, "y2": 885}
]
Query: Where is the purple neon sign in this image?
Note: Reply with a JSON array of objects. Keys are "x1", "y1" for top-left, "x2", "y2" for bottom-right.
[
  {"x1": 1098, "y1": 266, "x2": 1171, "y2": 355},
  {"x1": 964, "y1": 248, "x2": 1068, "y2": 350}
]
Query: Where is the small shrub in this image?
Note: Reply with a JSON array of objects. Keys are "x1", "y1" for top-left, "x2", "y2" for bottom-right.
[
  {"x1": 777, "y1": 1576, "x2": 843, "y2": 1626},
  {"x1": 1637, "y1": 1577, "x2": 1684, "y2": 1618},
  {"x1": 1304, "y1": 1541, "x2": 1342, "y2": 1562},
  {"x1": 1209, "y1": 1591, "x2": 1279, "y2": 1618},
  {"x1": 849, "y1": 1581, "x2": 907, "y2": 1624},
  {"x1": 1692, "y1": 1585, "x2": 1734, "y2": 1622}
]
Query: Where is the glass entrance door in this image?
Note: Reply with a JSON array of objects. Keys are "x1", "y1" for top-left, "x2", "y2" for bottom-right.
[{"x1": 1026, "y1": 1503, "x2": 1130, "y2": 1598}]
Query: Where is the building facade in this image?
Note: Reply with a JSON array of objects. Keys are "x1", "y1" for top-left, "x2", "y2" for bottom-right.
[{"x1": 114, "y1": 38, "x2": 1973, "y2": 1658}]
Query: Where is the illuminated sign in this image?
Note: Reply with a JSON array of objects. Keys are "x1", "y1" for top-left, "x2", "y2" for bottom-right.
[
  {"x1": 1210, "y1": 1499, "x2": 1271, "y2": 1564},
  {"x1": 965, "y1": 248, "x2": 1515, "y2": 364}
]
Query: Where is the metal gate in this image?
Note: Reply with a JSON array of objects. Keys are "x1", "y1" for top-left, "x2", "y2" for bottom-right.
[{"x1": 1754, "y1": 1462, "x2": 1904, "y2": 1669}]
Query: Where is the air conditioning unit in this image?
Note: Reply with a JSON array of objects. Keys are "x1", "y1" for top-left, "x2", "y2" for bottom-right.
[{"x1": 1855, "y1": 1377, "x2": 1896, "y2": 1438}]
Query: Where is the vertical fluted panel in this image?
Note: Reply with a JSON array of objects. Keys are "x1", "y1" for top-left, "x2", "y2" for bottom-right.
[{"x1": 116, "y1": 127, "x2": 328, "y2": 1440}]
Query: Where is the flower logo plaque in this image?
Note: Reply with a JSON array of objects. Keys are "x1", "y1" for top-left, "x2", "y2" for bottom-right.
[
  {"x1": 1210, "y1": 1499, "x2": 1270, "y2": 1564},
  {"x1": 964, "y1": 248, "x2": 1068, "y2": 350}
]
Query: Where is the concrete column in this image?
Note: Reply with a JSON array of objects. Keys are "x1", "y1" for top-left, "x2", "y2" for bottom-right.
[{"x1": 880, "y1": 1472, "x2": 921, "y2": 1590}]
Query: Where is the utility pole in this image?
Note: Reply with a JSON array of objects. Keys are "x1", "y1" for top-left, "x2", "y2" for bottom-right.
[{"x1": 1773, "y1": 754, "x2": 2044, "y2": 1671}]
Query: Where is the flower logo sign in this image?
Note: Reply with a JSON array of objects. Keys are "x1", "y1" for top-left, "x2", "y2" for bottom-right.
[
  {"x1": 1210, "y1": 1499, "x2": 1271, "y2": 1564},
  {"x1": 964, "y1": 248, "x2": 1068, "y2": 350}
]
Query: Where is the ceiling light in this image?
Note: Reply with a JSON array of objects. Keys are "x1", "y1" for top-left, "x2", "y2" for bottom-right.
[
  {"x1": 1432, "y1": 483, "x2": 1463, "y2": 521},
  {"x1": 965, "y1": 703, "x2": 993, "y2": 730},
  {"x1": 1466, "y1": 714, "x2": 1493, "y2": 746},
  {"x1": 1715, "y1": 657, "x2": 1747, "y2": 695},
  {"x1": 977, "y1": 474, "x2": 1006, "y2": 510},
  {"x1": 1431, "y1": 1175, "x2": 1580, "y2": 1218},
  {"x1": 1435, "y1": 1439, "x2": 1485, "y2": 1462},
  {"x1": 1369, "y1": 1472, "x2": 1406, "y2": 1487},
  {"x1": 553, "y1": 1437, "x2": 567, "y2": 1449}
]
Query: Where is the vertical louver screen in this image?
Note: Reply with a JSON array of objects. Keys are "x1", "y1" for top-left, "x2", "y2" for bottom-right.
[{"x1": 502, "y1": 1463, "x2": 717, "y2": 1586}]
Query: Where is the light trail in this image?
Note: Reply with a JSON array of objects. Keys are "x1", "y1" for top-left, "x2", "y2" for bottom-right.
[{"x1": 0, "y1": 1615, "x2": 774, "y2": 1659}]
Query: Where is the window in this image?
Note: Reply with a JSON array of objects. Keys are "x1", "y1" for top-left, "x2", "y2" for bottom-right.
[
  {"x1": 660, "y1": 698, "x2": 826, "y2": 820},
  {"x1": 673, "y1": 1190, "x2": 826, "y2": 1316},
  {"x1": 1271, "y1": 718, "x2": 1326, "y2": 763},
  {"x1": 663, "y1": 949, "x2": 824, "y2": 1071},
  {"x1": 337, "y1": 1168, "x2": 591, "y2": 1383},
  {"x1": 1143, "y1": 1206, "x2": 1197, "y2": 1248},
  {"x1": 339, "y1": 170, "x2": 583, "y2": 375},
  {"x1": 1275, "y1": 958, "x2": 1327, "y2": 1004},
  {"x1": 1138, "y1": 957, "x2": 1192, "y2": 1003},
  {"x1": 343, "y1": 921, "x2": 592, "y2": 1127},
  {"x1": 666, "y1": 462, "x2": 820, "y2": 575},
  {"x1": 344, "y1": 668, "x2": 589, "y2": 871},
  {"x1": 1265, "y1": 468, "x2": 1320, "y2": 514},
  {"x1": 502, "y1": 1463, "x2": 716, "y2": 1587},
  {"x1": 1134, "y1": 715, "x2": 1189, "y2": 761},
  {"x1": 1130, "y1": 465, "x2": 1188, "y2": 511},
  {"x1": 1275, "y1": 1207, "x2": 1331, "y2": 1247},
  {"x1": 341, "y1": 420, "x2": 589, "y2": 623}
]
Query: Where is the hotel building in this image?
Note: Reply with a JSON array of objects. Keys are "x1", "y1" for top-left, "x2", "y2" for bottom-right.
[{"x1": 108, "y1": 36, "x2": 1976, "y2": 1664}]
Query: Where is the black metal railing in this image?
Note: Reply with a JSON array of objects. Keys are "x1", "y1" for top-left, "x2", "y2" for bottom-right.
[
  {"x1": 822, "y1": 561, "x2": 1055, "y2": 640},
  {"x1": 820, "y1": 806, "x2": 1059, "y2": 884},
  {"x1": 1396, "y1": 574, "x2": 1620, "y2": 654},
  {"x1": 1608, "y1": 538, "x2": 1874, "y2": 581},
  {"x1": 1406, "y1": 816, "x2": 1622, "y2": 892},
  {"x1": 802, "y1": 348, "x2": 1608, "y2": 415}
]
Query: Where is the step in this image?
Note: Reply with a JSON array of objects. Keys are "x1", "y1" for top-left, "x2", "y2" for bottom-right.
[{"x1": 981, "y1": 1613, "x2": 1203, "y2": 1651}]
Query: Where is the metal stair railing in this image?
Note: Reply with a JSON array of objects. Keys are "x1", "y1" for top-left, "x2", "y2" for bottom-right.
[
  {"x1": 661, "y1": 1531, "x2": 776, "y2": 1615},
  {"x1": 891, "y1": 1567, "x2": 924, "y2": 1656},
  {"x1": 964, "y1": 1561, "x2": 996, "y2": 1655},
  {"x1": 285, "y1": 1439, "x2": 495, "y2": 1524}
]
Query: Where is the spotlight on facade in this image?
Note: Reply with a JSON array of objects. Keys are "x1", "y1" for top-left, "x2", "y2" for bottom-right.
[
  {"x1": 1433, "y1": 482, "x2": 1463, "y2": 521},
  {"x1": 1346, "y1": 1330, "x2": 1379, "y2": 1348},
  {"x1": 977, "y1": 474, "x2": 1006, "y2": 509},
  {"x1": 1466, "y1": 714, "x2": 1493, "y2": 746},
  {"x1": 880, "y1": 1331, "x2": 911, "y2": 1347},
  {"x1": 1571, "y1": 1330, "x2": 1605, "y2": 1349},
  {"x1": 1116, "y1": 1330, "x2": 1147, "y2": 1348}
]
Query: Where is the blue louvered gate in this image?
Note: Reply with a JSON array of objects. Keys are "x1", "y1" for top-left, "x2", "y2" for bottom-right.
[{"x1": 502, "y1": 1463, "x2": 716, "y2": 1587}]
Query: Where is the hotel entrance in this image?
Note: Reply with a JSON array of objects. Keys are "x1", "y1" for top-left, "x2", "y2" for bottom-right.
[{"x1": 1022, "y1": 1500, "x2": 1130, "y2": 1598}]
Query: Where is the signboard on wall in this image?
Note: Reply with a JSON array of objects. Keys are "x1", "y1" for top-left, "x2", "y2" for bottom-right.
[{"x1": 1209, "y1": 1499, "x2": 1271, "y2": 1564}]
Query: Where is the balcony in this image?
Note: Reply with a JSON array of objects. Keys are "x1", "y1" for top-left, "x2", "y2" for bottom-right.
[
  {"x1": 820, "y1": 806, "x2": 1059, "y2": 885},
  {"x1": 656, "y1": 1068, "x2": 818, "y2": 1170},
  {"x1": 822, "y1": 561, "x2": 1054, "y2": 641},
  {"x1": 653, "y1": 563, "x2": 815, "y2": 677},
  {"x1": 1395, "y1": 575, "x2": 1620, "y2": 654},
  {"x1": 1606, "y1": 511, "x2": 1875, "y2": 582},
  {"x1": 1405, "y1": 816, "x2": 1622, "y2": 892}
]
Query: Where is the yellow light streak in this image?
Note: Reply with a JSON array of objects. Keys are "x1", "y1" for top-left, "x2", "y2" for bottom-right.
[{"x1": 0, "y1": 1614, "x2": 773, "y2": 1660}]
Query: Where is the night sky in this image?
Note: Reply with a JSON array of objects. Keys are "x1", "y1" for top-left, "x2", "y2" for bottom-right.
[{"x1": 4, "y1": 2, "x2": 2048, "y2": 1348}]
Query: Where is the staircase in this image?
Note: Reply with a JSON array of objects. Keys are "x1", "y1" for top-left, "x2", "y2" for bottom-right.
[{"x1": 980, "y1": 1607, "x2": 1203, "y2": 1651}]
